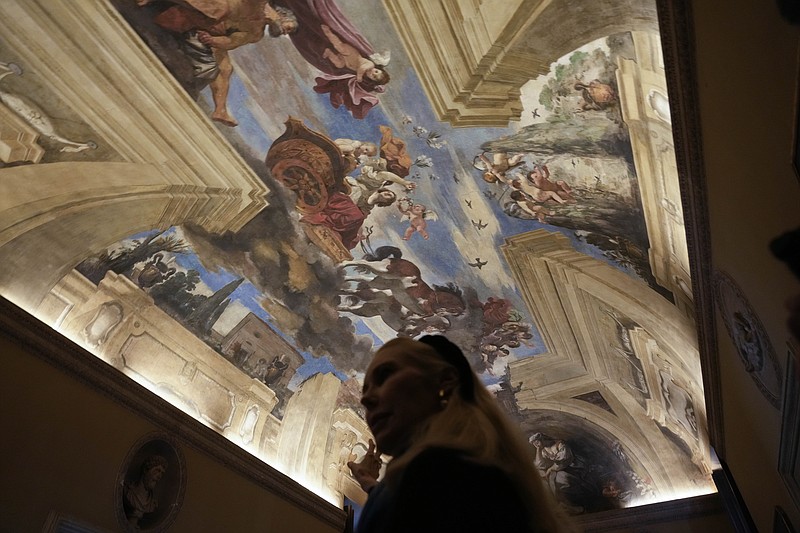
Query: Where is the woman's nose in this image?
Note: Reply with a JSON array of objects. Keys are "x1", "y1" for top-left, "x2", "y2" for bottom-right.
[{"x1": 360, "y1": 389, "x2": 377, "y2": 409}]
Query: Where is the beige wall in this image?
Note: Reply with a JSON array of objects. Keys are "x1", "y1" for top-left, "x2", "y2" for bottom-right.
[
  {"x1": 2, "y1": 317, "x2": 734, "y2": 532},
  {"x1": 0, "y1": 333, "x2": 343, "y2": 533},
  {"x1": 692, "y1": 0, "x2": 800, "y2": 530}
]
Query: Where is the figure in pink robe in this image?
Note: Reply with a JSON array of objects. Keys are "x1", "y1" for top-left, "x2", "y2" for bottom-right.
[{"x1": 281, "y1": 0, "x2": 388, "y2": 118}]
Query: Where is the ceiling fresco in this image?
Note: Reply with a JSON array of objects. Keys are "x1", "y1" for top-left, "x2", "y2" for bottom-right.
[{"x1": 0, "y1": 0, "x2": 715, "y2": 518}]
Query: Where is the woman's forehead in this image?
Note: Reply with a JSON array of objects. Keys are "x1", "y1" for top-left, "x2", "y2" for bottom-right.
[
  {"x1": 368, "y1": 344, "x2": 405, "y2": 368},
  {"x1": 367, "y1": 341, "x2": 424, "y2": 373}
]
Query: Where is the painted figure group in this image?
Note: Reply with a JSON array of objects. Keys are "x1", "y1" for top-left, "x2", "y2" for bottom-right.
[
  {"x1": 478, "y1": 151, "x2": 576, "y2": 223},
  {"x1": 137, "y1": 0, "x2": 392, "y2": 124}
]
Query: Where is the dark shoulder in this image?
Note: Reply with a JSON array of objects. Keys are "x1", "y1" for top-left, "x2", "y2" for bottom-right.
[
  {"x1": 403, "y1": 447, "x2": 521, "y2": 500},
  {"x1": 389, "y1": 447, "x2": 530, "y2": 533},
  {"x1": 406, "y1": 447, "x2": 503, "y2": 480}
]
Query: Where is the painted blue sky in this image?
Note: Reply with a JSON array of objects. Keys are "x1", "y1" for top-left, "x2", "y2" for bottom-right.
[{"x1": 110, "y1": 5, "x2": 646, "y2": 387}]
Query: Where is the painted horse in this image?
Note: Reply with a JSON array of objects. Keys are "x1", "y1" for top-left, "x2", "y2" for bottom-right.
[{"x1": 338, "y1": 245, "x2": 465, "y2": 333}]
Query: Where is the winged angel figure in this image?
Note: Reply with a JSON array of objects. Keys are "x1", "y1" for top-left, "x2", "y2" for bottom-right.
[
  {"x1": 282, "y1": 0, "x2": 392, "y2": 118},
  {"x1": 398, "y1": 197, "x2": 438, "y2": 241}
]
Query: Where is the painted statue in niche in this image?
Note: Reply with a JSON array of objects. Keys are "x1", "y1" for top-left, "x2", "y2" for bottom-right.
[
  {"x1": 0, "y1": 60, "x2": 104, "y2": 166},
  {"x1": 0, "y1": 61, "x2": 96, "y2": 156},
  {"x1": 602, "y1": 309, "x2": 651, "y2": 408},
  {"x1": 659, "y1": 370, "x2": 699, "y2": 439}
]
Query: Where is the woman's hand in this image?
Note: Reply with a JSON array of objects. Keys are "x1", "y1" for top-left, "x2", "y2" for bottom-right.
[{"x1": 347, "y1": 439, "x2": 382, "y2": 493}]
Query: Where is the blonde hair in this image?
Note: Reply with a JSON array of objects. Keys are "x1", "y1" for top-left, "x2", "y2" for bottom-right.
[{"x1": 377, "y1": 337, "x2": 572, "y2": 532}]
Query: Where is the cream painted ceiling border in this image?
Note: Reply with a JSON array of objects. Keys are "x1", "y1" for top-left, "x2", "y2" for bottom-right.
[
  {"x1": 0, "y1": 0, "x2": 270, "y2": 311},
  {"x1": 383, "y1": 0, "x2": 658, "y2": 127}
]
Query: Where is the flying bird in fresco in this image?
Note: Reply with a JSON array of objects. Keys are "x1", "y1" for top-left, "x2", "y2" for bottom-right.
[
  {"x1": 401, "y1": 115, "x2": 413, "y2": 125},
  {"x1": 594, "y1": 175, "x2": 602, "y2": 186},
  {"x1": 414, "y1": 155, "x2": 433, "y2": 168},
  {"x1": 452, "y1": 173, "x2": 460, "y2": 184},
  {"x1": 483, "y1": 190, "x2": 497, "y2": 200},
  {"x1": 468, "y1": 258, "x2": 488, "y2": 269},
  {"x1": 429, "y1": 174, "x2": 440, "y2": 181},
  {"x1": 572, "y1": 159, "x2": 577, "y2": 168},
  {"x1": 465, "y1": 199, "x2": 472, "y2": 209},
  {"x1": 426, "y1": 131, "x2": 445, "y2": 149},
  {"x1": 412, "y1": 125, "x2": 428, "y2": 137},
  {"x1": 531, "y1": 108, "x2": 540, "y2": 118},
  {"x1": 472, "y1": 219, "x2": 488, "y2": 230}
]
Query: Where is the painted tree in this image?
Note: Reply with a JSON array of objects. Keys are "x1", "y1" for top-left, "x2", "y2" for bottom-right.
[
  {"x1": 76, "y1": 231, "x2": 189, "y2": 283},
  {"x1": 148, "y1": 269, "x2": 204, "y2": 319}
]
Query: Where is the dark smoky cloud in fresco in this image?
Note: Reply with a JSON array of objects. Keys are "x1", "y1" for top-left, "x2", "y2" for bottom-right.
[{"x1": 182, "y1": 147, "x2": 376, "y2": 372}]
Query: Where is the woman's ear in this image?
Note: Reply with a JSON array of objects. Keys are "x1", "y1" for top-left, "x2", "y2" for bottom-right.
[{"x1": 438, "y1": 366, "x2": 460, "y2": 397}]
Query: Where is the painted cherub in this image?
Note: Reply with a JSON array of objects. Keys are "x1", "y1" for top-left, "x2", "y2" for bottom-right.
[
  {"x1": 510, "y1": 164, "x2": 575, "y2": 205},
  {"x1": 509, "y1": 190, "x2": 554, "y2": 223},
  {"x1": 335, "y1": 139, "x2": 416, "y2": 192},
  {"x1": 335, "y1": 137, "x2": 377, "y2": 173},
  {"x1": 476, "y1": 151, "x2": 526, "y2": 184},
  {"x1": 398, "y1": 197, "x2": 436, "y2": 240},
  {"x1": 527, "y1": 164, "x2": 574, "y2": 201},
  {"x1": 320, "y1": 24, "x2": 390, "y2": 86}
]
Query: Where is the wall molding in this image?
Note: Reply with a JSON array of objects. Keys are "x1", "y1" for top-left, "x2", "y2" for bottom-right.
[{"x1": 0, "y1": 295, "x2": 347, "y2": 531}]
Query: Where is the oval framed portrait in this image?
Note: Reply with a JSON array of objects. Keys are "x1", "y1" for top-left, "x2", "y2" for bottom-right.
[
  {"x1": 714, "y1": 270, "x2": 783, "y2": 408},
  {"x1": 115, "y1": 432, "x2": 186, "y2": 532}
]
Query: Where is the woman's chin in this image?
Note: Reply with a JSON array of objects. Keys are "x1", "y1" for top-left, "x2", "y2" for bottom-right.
[{"x1": 372, "y1": 433, "x2": 400, "y2": 457}]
